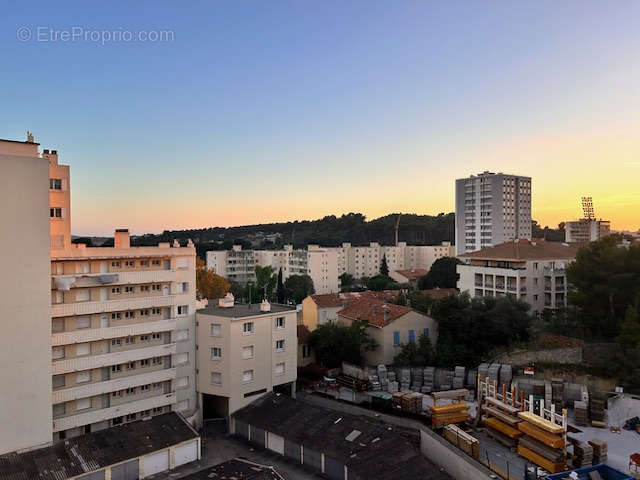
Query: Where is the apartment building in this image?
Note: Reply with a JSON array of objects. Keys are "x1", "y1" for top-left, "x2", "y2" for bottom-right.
[
  {"x1": 207, "y1": 245, "x2": 256, "y2": 284},
  {"x1": 0, "y1": 136, "x2": 52, "y2": 454},
  {"x1": 455, "y1": 171, "x2": 532, "y2": 255},
  {"x1": 565, "y1": 219, "x2": 611, "y2": 243},
  {"x1": 196, "y1": 296, "x2": 297, "y2": 416},
  {"x1": 456, "y1": 239, "x2": 578, "y2": 313}
]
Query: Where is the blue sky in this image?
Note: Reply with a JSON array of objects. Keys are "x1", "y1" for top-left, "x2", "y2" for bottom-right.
[{"x1": 1, "y1": 1, "x2": 639, "y2": 234}]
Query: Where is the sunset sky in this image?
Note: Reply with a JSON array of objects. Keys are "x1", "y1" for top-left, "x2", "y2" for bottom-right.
[{"x1": 1, "y1": 1, "x2": 638, "y2": 235}]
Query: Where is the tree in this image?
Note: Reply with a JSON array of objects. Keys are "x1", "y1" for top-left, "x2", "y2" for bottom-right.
[
  {"x1": 255, "y1": 265, "x2": 277, "y2": 299},
  {"x1": 394, "y1": 334, "x2": 433, "y2": 366},
  {"x1": 418, "y1": 257, "x2": 461, "y2": 290},
  {"x1": 276, "y1": 268, "x2": 285, "y2": 303},
  {"x1": 284, "y1": 274, "x2": 315, "y2": 303},
  {"x1": 617, "y1": 306, "x2": 640, "y2": 349},
  {"x1": 339, "y1": 273, "x2": 354, "y2": 291},
  {"x1": 196, "y1": 258, "x2": 230, "y2": 299},
  {"x1": 307, "y1": 320, "x2": 378, "y2": 368},
  {"x1": 366, "y1": 274, "x2": 393, "y2": 291},
  {"x1": 380, "y1": 254, "x2": 389, "y2": 276}
]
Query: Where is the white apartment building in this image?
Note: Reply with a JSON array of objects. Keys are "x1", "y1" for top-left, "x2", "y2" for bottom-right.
[
  {"x1": 207, "y1": 245, "x2": 256, "y2": 284},
  {"x1": 565, "y1": 219, "x2": 611, "y2": 243},
  {"x1": 196, "y1": 296, "x2": 297, "y2": 416},
  {"x1": 455, "y1": 171, "x2": 532, "y2": 255},
  {"x1": 456, "y1": 239, "x2": 578, "y2": 313}
]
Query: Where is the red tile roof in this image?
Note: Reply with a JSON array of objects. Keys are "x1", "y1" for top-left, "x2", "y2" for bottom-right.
[
  {"x1": 393, "y1": 269, "x2": 428, "y2": 281},
  {"x1": 309, "y1": 290, "x2": 398, "y2": 308},
  {"x1": 460, "y1": 239, "x2": 579, "y2": 261},
  {"x1": 337, "y1": 297, "x2": 412, "y2": 328},
  {"x1": 297, "y1": 324, "x2": 311, "y2": 344}
]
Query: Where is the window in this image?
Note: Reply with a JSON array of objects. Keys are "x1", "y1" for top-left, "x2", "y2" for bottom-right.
[
  {"x1": 126, "y1": 413, "x2": 137, "y2": 422},
  {"x1": 50, "y1": 207, "x2": 63, "y2": 218},
  {"x1": 125, "y1": 260, "x2": 135, "y2": 267},
  {"x1": 393, "y1": 331, "x2": 400, "y2": 346},
  {"x1": 140, "y1": 384, "x2": 150, "y2": 391},
  {"x1": 140, "y1": 260, "x2": 149, "y2": 267},
  {"x1": 111, "y1": 261, "x2": 121, "y2": 267},
  {"x1": 243, "y1": 322, "x2": 254, "y2": 335},
  {"x1": 176, "y1": 329, "x2": 189, "y2": 341},
  {"x1": 140, "y1": 359, "x2": 150, "y2": 367},
  {"x1": 52, "y1": 318, "x2": 64, "y2": 333},
  {"x1": 76, "y1": 316, "x2": 90, "y2": 329},
  {"x1": 211, "y1": 372, "x2": 222, "y2": 385},
  {"x1": 76, "y1": 398, "x2": 91, "y2": 410},
  {"x1": 408, "y1": 330, "x2": 415, "y2": 343},
  {"x1": 111, "y1": 338, "x2": 122, "y2": 346},
  {"x1": 75, "y1": 289, "x2": 90, "y2": 302},
  {"x1": 125, "y1": 311, "x2": 135, "y2": 318},
  {"x1": 152, "y1": 284, "x2": 161, "y2": 291},
  {"x1": 111, "y1": 287, "x2": 121, "y2": 295},
  {"x1": 52, "y1": 374, "x2": 65, "y2": 388},
  {"x1": 175, "y1": 353, "x2": 188, "y2": 365},
  {"x1": 181, "y1": 282, "x2": 189, "y2": 293},
  {"x1": 127, "y1": 361, "x2": 136, "y2": 370},
  {"x1": 177, "y1": 399, "x2": 189, "y2": 411},
  {"x1": 423, "y1": 328, "x2": 430, "y2": 338},
  {"x1": 275, "y1": 317, "x2": 285, "y2": 329},
  {"x1": 50, "y1": 178, "x2": 62, "y2": 190},
  {"x1": 140, "y1": 335, "x2": 149, "y2": 342},
  {"x1": 152, "y1": 357, "x2": 163, "y2": 365},
  {"x1": 153, "y1": 407, "x2": 164, "y2": 414},
  {"x1": 177, "y1": 258, "x2": 188, "y2": 269},
  {"x1": 76, "y1": 371, "x2": 90, "y2": 383},
  {"x1": 125, "y1": 336, "x2": 135, "y2": 344},
  {"x1": 302, "y1": 344, "x2": 311, "y2": 358},
  {"x1": 177, "y1": 305, "x2": 188, "y2": 316},
  {"x1": 111, "y1": 312, "x2": 121, "y2": 319},
  {"x1": 211, "y1": 347, "x2": 222, "y2": 360},
  {"x1": 125, "y1": 286, "x2": 134, "y2": 293},
  {"x1": 275, "y1": 362, "x2": 285, "y2": 376},
  {"x1": 242, "y1": 370, "x2": 254, "y2": 383},
  {"x1": 275, "y1": 339, "x2": 285, "y2": 352},
  {"x1": 53, "y1": 403, "x2": 65, "y2": 416},
  {"x1": 112, "y1": 416, "x2": 123, "y2": 425},
  {"x1": 140, "y1": 285, "x2": 150, "y2": 292},
  {"x1": 211, "y1": 324, "x2": 221, "y2": 336},
  {"x1": 242, "y1": 345, "x2": 254, "y2": 359},
  {"x1": 152, "y1": 259, "x2": 161, "y2": 266},
  {"x1": 152, "y1": 333, "x2": 161, "y2": 340},
  {"x1": 140, "y1": 309, "x2": 150, "y2": 316},
  {"x1": 111, "y1": 364, "x2": 122, "y2": 372},
  {"x1": 152, "y1": 308, "x2": 161, "y2": 315},
  {"x1": 126, "y1": 387, "x2": 136, "y2": 395},
  {"x1": 76, "y1": 343, "x2": 90, "y2": 356}
]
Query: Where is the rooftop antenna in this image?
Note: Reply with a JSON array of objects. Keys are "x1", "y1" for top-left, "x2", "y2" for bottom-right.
[{"x1": 581, "y1": 196, "x2": 595, "y2": 220}]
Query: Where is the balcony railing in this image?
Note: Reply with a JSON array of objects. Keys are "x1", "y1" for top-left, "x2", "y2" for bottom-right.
[
  {"x1": 52, "y1": 319, "x2": 176, "y2": 346},
  {"x1": 51, "y1": 295, "x2": 177, "y2": 318},
  {"x1": 52, "y1": 392, "x2": 176, "y2": 432},
  {"x1": 52, "y1": 343, "x2": 177, "y2": 375},
  {"x1": 52, "y1": 367, "x2": 176, "y2": 403}
]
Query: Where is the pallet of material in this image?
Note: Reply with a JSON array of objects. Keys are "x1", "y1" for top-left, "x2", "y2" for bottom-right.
[
  {"x1": 574, "y1": 400, "x2": 589, "y2": 427},
  {"x1": 432, "y1": 411, "x2": 471, "y2": 427},
  {"x1": 484, "y1": 395, "x2": 520, "y2": 415},
  {"x1": 518, "y1": 411, "x2": 565, "y2": 434},
  {"x1": 431, "y1": 389, "x2": 468, "y2": 401},
  {"x1": 517, "y1": 444, "x2": 566, "y2": 473},
  {"x1": 519, "y1": 435, "x2": 564, "y2": 463},
  {"x1": 517, "y1": 421, "x2": 564, "y2": 448},
  {"x1": 443, "y1": 424, "x2": 479, "y2": 458},
  {"x1": 485, "y1": 406, "x2": 522, "y2": 426},
  {"x1": 485, "y1": 425, "x2": 518, "y2": 448},
  {"x1": 483, "y1": 417, "x2": 524, "y2": 439},
  {"x1": 430, "y1": 402, "x2": 470, "y2": 414}
]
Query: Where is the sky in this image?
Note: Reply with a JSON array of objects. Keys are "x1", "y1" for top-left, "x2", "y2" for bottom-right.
[{"x1": 1, "y1": 1, "x2": 639, "y2": 236}]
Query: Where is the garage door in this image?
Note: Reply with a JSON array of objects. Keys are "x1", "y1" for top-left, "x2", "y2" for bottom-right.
[
  {"x1": 111, "y1": 459, "x2": 139, "y2": 480},
  {"x1": 266, "y1": 432, "x2": 284, "y2": 455},
  {"x1": 174, "y1": 441, "x2": 198, "y2": 467},
  {"x1": 77, "y1": 470, "x2": 105, "y2": 480},
  {"x1": 284, "y1": 439, "x2": 301, "y2": 462},
  {"x1": 142, "y1": 450, "x2": 169, "y2": 478},
  {"x1": 303, "y1": 446, "x2": 322, "y2": 470},
  {"x1": 324, "y1": 456, "x2": 344, "y2": 480},
  {"x1": 250, "y1": 426, "x2": 265, "y2": 447},
  {"x1": 235, "y1": 421, "x2": 249, "y2": 439}
]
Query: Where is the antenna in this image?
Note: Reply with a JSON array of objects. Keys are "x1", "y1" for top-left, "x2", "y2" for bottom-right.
[{"x1": 581, "y1": 197, "x2": 595, "y2": 220}]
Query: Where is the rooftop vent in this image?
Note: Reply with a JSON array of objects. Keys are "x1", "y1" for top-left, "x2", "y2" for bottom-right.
[
  {"x1": 219, "y1": 293, "x2": 234, "y2": 308},
  {"x1": 260, "y1": 299, "x2": 271, "y2": 312}
]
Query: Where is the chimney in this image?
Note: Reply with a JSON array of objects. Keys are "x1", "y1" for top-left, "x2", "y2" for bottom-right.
[
  {"x1": 114, "y1": 229, "x2": 130, "y2": 249},
  {"x1": 218, "y1": 292, "x2": 235, "y2": 308},
  {"x1": 260, "y1": 299, "x2": 271, "y2": 312}
]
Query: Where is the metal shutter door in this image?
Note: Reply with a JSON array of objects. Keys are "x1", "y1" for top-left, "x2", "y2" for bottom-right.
[
  {"x1": 250, "y1": 426, "x2": 265, "y2": 447},
  {"x1": 174, "y1": 441, "x2": 198, "y2": 467},
  {"x1": 111, "y1": 459, "x2": 139, "y2": 480},
  {"x1": 77, "y1": 471, "x2": 105, "y2": 480},
  {"x1": 324, "y1": 456, "x2": 344, "y2": 480},
  {"x1": 303, "y1": 447, "x2": 322, "y2": 470},
  {"x1": 266, "y1": 432, "x2": 284, "y2": 455},
  {"x1": 142, "y1": 450, "x2": 169, "y2": 478},
  {"x1": 284, "y1": 439, "x2": 301, "y2": 462},
  {"x1": 235, "y1": 420, "x2": 249, "y2": 439}
]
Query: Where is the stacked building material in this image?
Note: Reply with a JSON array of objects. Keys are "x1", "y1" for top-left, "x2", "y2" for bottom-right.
[
  {"x1": 551, "y1": 378, "x2": 564, "y2": 410},
  {"x1": 573, "y1": 401, "x2": 588, "y2": 426},
  {"x1": 369, "y1": 374, "x2": 381, "y2": 391},
  {"x1": 588, "y1": 439, "x2": 607, "y2": 464},
  {"x1": 387, "y1": 381, "x2": 399, "y2": 393},
  {"x1": 465, "y1": 369, "x2": 477, "y2": 388},
  {"x1": 411, "y1": 367, "x2": 423, "y2": 392},
  {"x1": 387, "y1": 370, "x2": 396, "y2": 383},
  {"x1": 401, "y1": 392, "x2": 424, "y2": 414},
  {"x1": 377, "y1": 365, "x2": 388, "y2": 391},
  {"x1": 443, "y1": 424, "x2": 479, "y2": 458},
  {"x1": 488, "y1": 363, "x2": 501, "y2": 385},
  {"x1": 482, "y1": 396, "x2": 523, "y2": 448},
  {"x1": 400, "y1": 368, "x2": 411, "y2": 391},
  {"x1": 545, "y1": 381, "x2": 553, "y2": 409},
  {"x1": 430, "y1": 389, "x2": 471, "y2": 427},
  {"x1": 499, "y1": 364, "x2": 512, "y2": 387},
  {"x1": 516, "y1": 411, "x2": 566, "y2": 474},
  {"x1": 477, "y1": 363, "x2": 489, "y2": 382},
  {"x1": 422, "y1": 367, "x2": 435, "y2": 393},
  {"x1": 573, "y1": 442, "x2": 593, "y2": 467},
  {"x1": 589, "y1": 396, "x2": 606, "y2": 427},
  {"x1": 453, "y1": 366, "x2": 466, "y2": 389},
  {"x1": 441, "y1": 369, "x2": 454, "y2": 391}
]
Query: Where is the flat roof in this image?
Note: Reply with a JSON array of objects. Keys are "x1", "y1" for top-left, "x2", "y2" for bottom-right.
[
  {"x1": 0, "y1": 138, "x2": 40, "y2": 145},
  {"x1": 0, "y1": 413, "x2": 198, "y2": 480},
  {"x1": 197, "y1": 302, "x2": 295, "y2": 318},
  {"x1": 179, "y1": 458, "x2": 284, "y2": 479}
]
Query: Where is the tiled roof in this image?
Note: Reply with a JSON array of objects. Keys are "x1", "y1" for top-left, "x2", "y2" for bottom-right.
[
  {"x1": 338, "y1": 297, "x2": 412, "y2": 327},
  {"x1": 460, "y1": 239, "x2": 579, "y2": 261},
  {"x1": 0, "y1": 413, "x2": 198, "y2": 480},
  {"x1": 309, "y1": 290, "x2": 398, "y2": 308},
  {"x1": 419, "y1": 288, "x2": 458, "y2": 299},
  {"x1": 393, "y1": 269, "x2": 428, "y2": 281},
  {"x1": 297, "y1": 324, "x2": 311, "y2": 344}
]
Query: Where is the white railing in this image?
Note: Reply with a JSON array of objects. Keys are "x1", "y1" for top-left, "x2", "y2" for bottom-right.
[
  {"x1": 52, "y1": 319, "x2": 176, "y2": 346},
  {"x1": 52, "y1": 392, "x2": 177, "y2": 432},
  {"x1": 51, "y1": 295, "x2": 176, "y2": 317},
  {"x1": 52, "y1": 368, "x2": 176, "y2": 403},
  {"x1": 52, "y1": 343, "x2": 176, "y2": 375}
]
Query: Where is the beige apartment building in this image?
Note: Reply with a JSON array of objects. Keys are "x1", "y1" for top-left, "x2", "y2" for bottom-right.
[
  {"x1": 196, "y1": 296, "x2": 297, "y2": 417},
  {"x1": 565, "y1": 218, "x2": 611, "y2": 244}
]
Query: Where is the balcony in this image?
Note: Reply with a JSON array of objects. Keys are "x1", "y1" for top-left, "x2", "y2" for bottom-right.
[
  {"x1": 52, "y1": 319, "x2": 177, "y2": 346},
  {"x1": 52, "y1": 295, "x2": 176, "y2": 318},
  {"x1": 52, "y1": 392, "x2": 177, "y2": 432},
  {"x1": 53, "y1": 367, "x2": 176, "y2": 403},
  {"x1": 52, "y1": 343, "x2": 177, "y2": 375},
  {"x1": 52, "y1": 270, "x2": 176, "y2": 290}
]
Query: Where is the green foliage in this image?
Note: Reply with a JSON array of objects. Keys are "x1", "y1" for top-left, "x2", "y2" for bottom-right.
[
  {"x1": 431, "y1": 293, "x2": 533, "y2": 367},
  {"x1": 307, "y1": 320, "x2": 378, "y2": 368},
  {"x1": 394, "y1": 334, "x2": 433, "y2": 366},
  {"x1": 255, "y1": 265, "x2": 277, "y2": 299},
  {"x1": 276, "y1": 268, "x2": 285, "y2": 303},
  {"x1": 395, "y1": 292, "x2": 407, "y2": 306},
  {"x1": 339, "y1": 273, "x2": 354, "y2": 291},
  {"x1": 531, "y1": 220, "x2": 566, "y2": 242},
  {"x1": 566, "y1": 237, "x2": 640, "y2": 339},
  {"x1": 380, "y1": 254, "x2": 389, "y2": 276},
  {"x1": 418, "y1": 257, "x2": 461, "y2": 290},
  {"x1": 407, "y1": 291, "x2": 435, "y2": 314},
  {"x1": 617, "y1": 306, "x2": 640, "y2": 349},
  {"x1": 284, "y1": 274, "x2": 315, "y2": 303},
  {"x1": 366, "y1": 274, "x2": 393, "y2": 291},
  {"x1": 71, "y1": 237, "x2": 94, "y2": 246}
]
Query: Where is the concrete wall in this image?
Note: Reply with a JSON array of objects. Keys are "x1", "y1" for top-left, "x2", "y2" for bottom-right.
[
  {"x1": 420, "y1": 429, "x2": 493, "y2": 480},
  {"x1": 0, "y1": 146, "x2": 53, "y2": 453}
]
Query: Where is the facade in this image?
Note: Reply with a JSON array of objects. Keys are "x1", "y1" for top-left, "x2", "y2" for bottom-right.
[
  {"x1": 389, "y1": 268, "x2": 428, "y2": 285},
  {"x1": 196, "y1": 297, "x2": 297, "y2": 416},
  {"x1": 297, "y1": 324, "x2": 315, "y2": 367},
  {"x1": 0, "y1": 137, "x2": 53, "y2": 454},
  {"x1": 338, "y1": 298, "x2": 438, "y2": 366},
  {"x1": 456, "y1": 239, "x2": 579, "y2": 313},
  {"x1": 455, "y1": 171, "x2": 532, "y2": 255},
  {"x1": 565, "y1": 219, "x2": 611, "y2": 243}
]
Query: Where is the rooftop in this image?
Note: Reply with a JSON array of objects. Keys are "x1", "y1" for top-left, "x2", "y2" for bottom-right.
[
  {"x1": 197, "y1": 302, "x2": 296, "y2": 318},
  {"x1": 179, "y1": 458, "x2": 284, "y2": 480},
  {"x1": 419, "y1": 288, "x2": 458, "y2": 299},
  {"x1": 234, "y1": 393, "x2": 450, "y2": 480},
  {"x1": 0, "y1": 413, "x2": 198, "y2": 480},
  {"x1": 460, "y1": 239, "x2": 579, "y2": 261},
  {"x1": 308, "y1": 290, "x2": 398, "y2": 308},
  {"x1": 393, "y1": 268, "x2": 428, "y2": 281},
  {"x1": 338, "y1": 297, "x2": 414, "y2": 328}
]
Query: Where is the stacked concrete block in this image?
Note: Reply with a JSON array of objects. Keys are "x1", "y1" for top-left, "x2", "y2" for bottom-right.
[
  {"x1": 477, "y1": 363, "x2": 489, "y2": 382},
  {"x1": 387, "y1": 381, "x2": 399, "y2": 393},
  {"x1": 574, "y1": 442, "x2": 593, "y2": 467},
  {"x1": 466, "y1": 369, "x2": 477, "y2": 388},
  {"x1": 488, "y1": 363, "x2": 501, "y2": 385},
  {"x1": 453, "y1": 366, "x2": 466, "y2": 389},
  {"x1": 499, "y1": 364, "x2": 512, "y2": 387},
  {"x1": 400, "y1": 368, "x2": 411, "y2": 391},
  {"x1": 411, "y1": 367, "x2": 423, "y2": 392},
  {"x1": 422, "y1": 367, "x2": 435, "y2": 393},
  {"x1": 377, "y1": 365, "x2": 388, "y2": 391},
  {"x1": 369, "y1": 373, "x2": 381, "y2": 391}
]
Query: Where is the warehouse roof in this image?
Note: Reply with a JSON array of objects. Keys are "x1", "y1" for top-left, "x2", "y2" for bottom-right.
[
  {"x1": 179, "y1": 458, "x2": 284, "y2": 479},
  {"x1": 460, "y1": 239, "x2": 579, "y2": 261},
  {"x1": 233, "y1": 393, "x2": 450, "y2": 480},
  {"x1": 0, "y1": 413, "x2": 198, "y2": 480}
]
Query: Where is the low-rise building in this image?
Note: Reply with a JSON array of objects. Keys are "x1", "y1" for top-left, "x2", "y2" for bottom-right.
[
  {"x1": 565, "y1": 218, "x2": 611, "y2": 243},
  {"x1": 389, "y1": 268, "x2": 428, "y2": 286},
  {"x1": 297, "y1": 324, "x2": 315, "y2": 367},
  {"x1": 196, "y1": 297, "x2": 297, "y2": 417},
  {"x1": 456, "y1": 239, "x2": 579, "y2": 313},
  {"x1": 337, "y1": 298, "x2": 437, "y2": 366}
]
